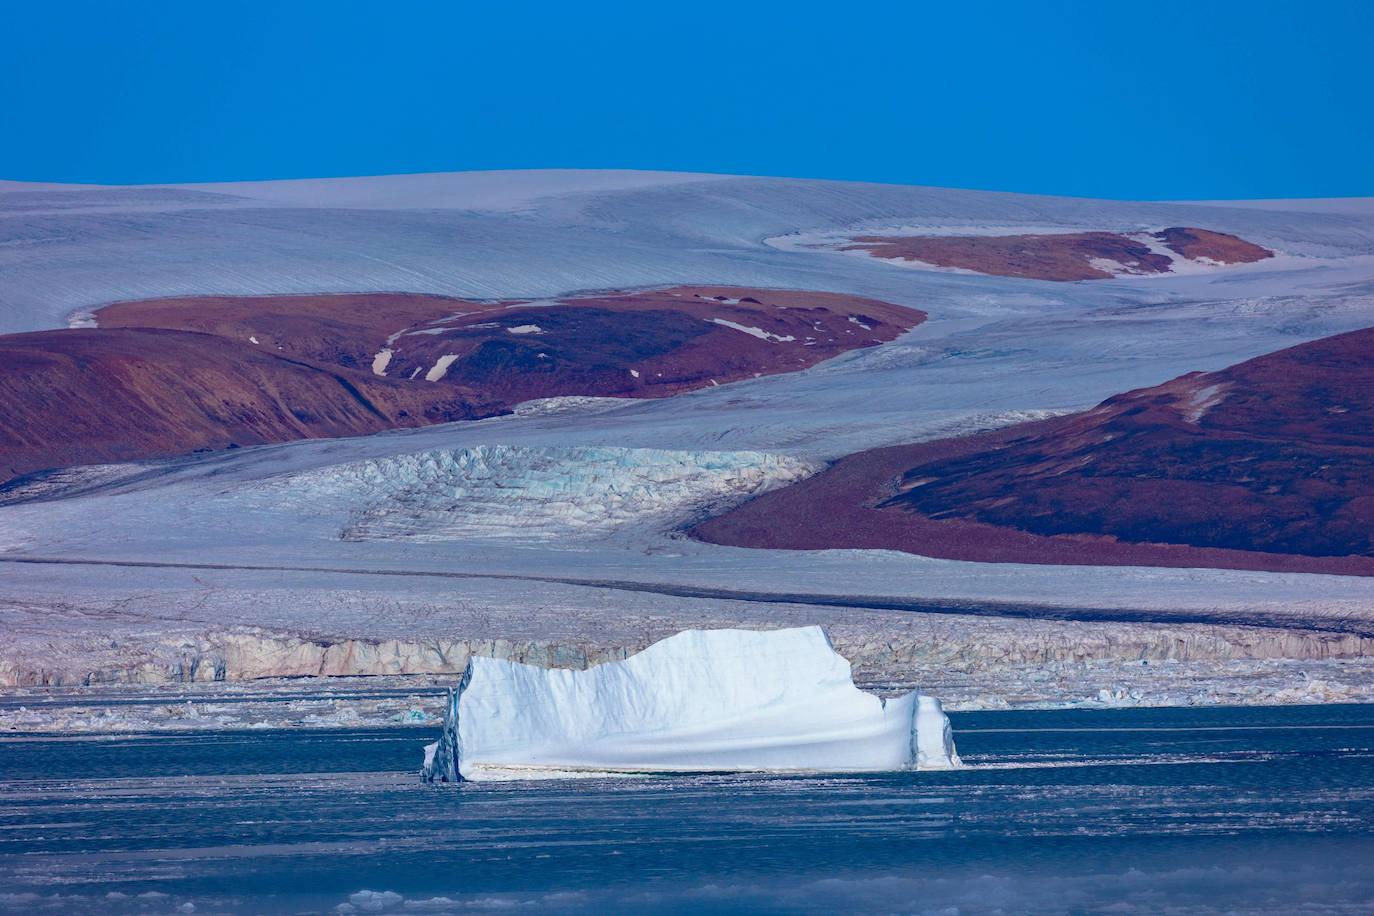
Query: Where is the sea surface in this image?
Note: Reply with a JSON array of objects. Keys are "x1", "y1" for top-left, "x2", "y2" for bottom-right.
[{"x1": 2, "y1": 704, "x2": 1373, "y2": 914}]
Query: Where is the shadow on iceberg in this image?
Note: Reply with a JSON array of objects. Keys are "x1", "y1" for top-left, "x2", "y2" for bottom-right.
[{"x1": 421, "y1": 626, "x2": 960, "y2": 782}]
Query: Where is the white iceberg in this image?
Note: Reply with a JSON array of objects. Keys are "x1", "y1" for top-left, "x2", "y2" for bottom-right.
[{"x1": 421, "y1": 626, "x2": 960, "y2": 781}]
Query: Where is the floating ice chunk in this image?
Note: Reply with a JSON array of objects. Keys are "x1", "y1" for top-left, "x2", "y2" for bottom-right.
[
  {"x1": 506, "y1": 324, "x2": 542, "y2": 335},
  {"x1": 421, "y1": 626, "x2": 960, "y2": 781},
  {"x1": 347, "y1": 890, "x2": 403, "y2": 912}
]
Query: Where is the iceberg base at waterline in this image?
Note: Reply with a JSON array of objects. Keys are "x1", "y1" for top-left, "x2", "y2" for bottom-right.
[{"x1": 421, "y1": 626, "x2": 961, "y2": 782}]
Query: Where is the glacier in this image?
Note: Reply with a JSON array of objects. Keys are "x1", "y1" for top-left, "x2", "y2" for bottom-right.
[
  {"x1": 421, "y1": 626, "x2": 961, "y2": 781},
  {"x1": 5, "y1": 171, "x2": 1374, "y2": 720}
]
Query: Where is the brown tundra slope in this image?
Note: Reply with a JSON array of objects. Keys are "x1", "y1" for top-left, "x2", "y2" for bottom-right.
[
  {"x1": 97, "y1": 287, "x2": 921, "y2": 402},
  {"x1": 694, "y1": 326, "x2": 1374, "y2": 575},
  {"x1": 1, "y1": 287, "x2": 922, "y2": 482},
  {"x1": 841, "y1": 227, "x2": 1272, "y2": 281},
  {"x1": 0, "y1": 327, "x2": 501, "y2": 482}
]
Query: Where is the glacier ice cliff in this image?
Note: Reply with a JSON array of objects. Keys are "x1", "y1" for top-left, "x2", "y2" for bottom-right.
[
  {"x1": 421, "y1": 626, "x2": 960, "y2": 781},
  {"x1": 255, "y1": 445, "x2": 816, "y2": 542}
]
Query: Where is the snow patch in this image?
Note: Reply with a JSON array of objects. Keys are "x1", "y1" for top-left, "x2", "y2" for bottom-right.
[
  {"x1": 370, "y1": 348, "x2": 393, "y2": 377},
  {"x1": 248, "y1": 335, "x2": 260, "y2": 345},
  {"x1": 1181, "y1": 381, "x2": 1231, "y2": 423},
  {"x1": 710, "y1": 318, "x2": 795, "y2": 343},
  {"x1": 1087, "y1": 257, "x2": 1142, "y2": 276},
  {"x1": 506, "y1": 324, "x2": 543, "y2": 335},
  {"x1": 424, "y1": 354, "x2": 459, "y2": 382},
  {"x1": 511, "y1": 396, "x2": 635, "y2": 417},
  {"x1": 65, "y1": 309, "x2": 98, "y2": 329}
]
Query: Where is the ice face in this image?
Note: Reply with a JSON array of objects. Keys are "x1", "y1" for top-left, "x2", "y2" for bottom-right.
[
  {"x1": 421, "y1": 685, "x2": 463, "y2": 783},
  {"x1": 915, "y1": 695, "x2": 961, "y2": 769},
  {"x1": 257, "y1": 444, "x2": 816, "y2": 542},
  {"x1": 420, "y1": 626, "x2": 960, "y2": 780}
]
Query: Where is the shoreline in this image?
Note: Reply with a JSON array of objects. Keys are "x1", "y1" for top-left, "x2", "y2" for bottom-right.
[{"x1": 6, "y1": 657, "x2": 1373, "y2": 736}]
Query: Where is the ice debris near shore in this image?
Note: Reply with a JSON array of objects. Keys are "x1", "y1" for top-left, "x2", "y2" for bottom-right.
[{"x1": 421, "y1": 626, "x2": 960, "y2": 781}]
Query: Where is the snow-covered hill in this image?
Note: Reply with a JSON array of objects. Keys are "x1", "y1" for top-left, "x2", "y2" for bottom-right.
[{"x1": 4, "y1": 170, "x2": 1374, "y2": 707}]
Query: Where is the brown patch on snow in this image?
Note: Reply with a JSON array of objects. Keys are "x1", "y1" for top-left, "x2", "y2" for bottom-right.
[
  {"x1": 841, "y1": 227, "x2": 1272, "y2": 281},
  {"x1": 1152, "y1": 227, "x2": 1274, "y2": 264}
]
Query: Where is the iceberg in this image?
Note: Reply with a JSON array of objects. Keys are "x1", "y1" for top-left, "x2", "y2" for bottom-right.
[{"x1": 421, "y1": 626, "x2": 960, "y2": 781}]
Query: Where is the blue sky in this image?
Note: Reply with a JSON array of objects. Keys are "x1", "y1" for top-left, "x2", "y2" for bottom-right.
[{"x1": 4, "y1": 1, "x2": 1371, "y2": 199}]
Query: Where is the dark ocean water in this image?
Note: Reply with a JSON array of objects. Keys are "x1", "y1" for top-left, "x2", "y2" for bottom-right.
[{"x1": 2, "y1": 704, "x2": 1373, "y2": 914}]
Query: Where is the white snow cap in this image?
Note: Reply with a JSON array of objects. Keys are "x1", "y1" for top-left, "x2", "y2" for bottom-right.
[{"x1": 422, "y1": 625, "x2": 960, "y2": 781}]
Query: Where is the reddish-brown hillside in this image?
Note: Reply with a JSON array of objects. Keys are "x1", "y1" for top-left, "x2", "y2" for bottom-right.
[
  {"x1": 97, "y1": 292, "x2": 462, "y2": 371},
  {"x1": 0, "y1": 328, "x2": 500, "y2": 482},
  {"x1": 2, "y1": 287, "x2": 922, "y2": 481},
  {"x1": 1153, "y1": 227, "x2": 1274, "y2": 264},
  {"x1": 98, "y1": 287, "x2": 922, "y2": 401},
  {"x1": 694, "y1": 327, "x2": 1374, "y2": 575}
]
